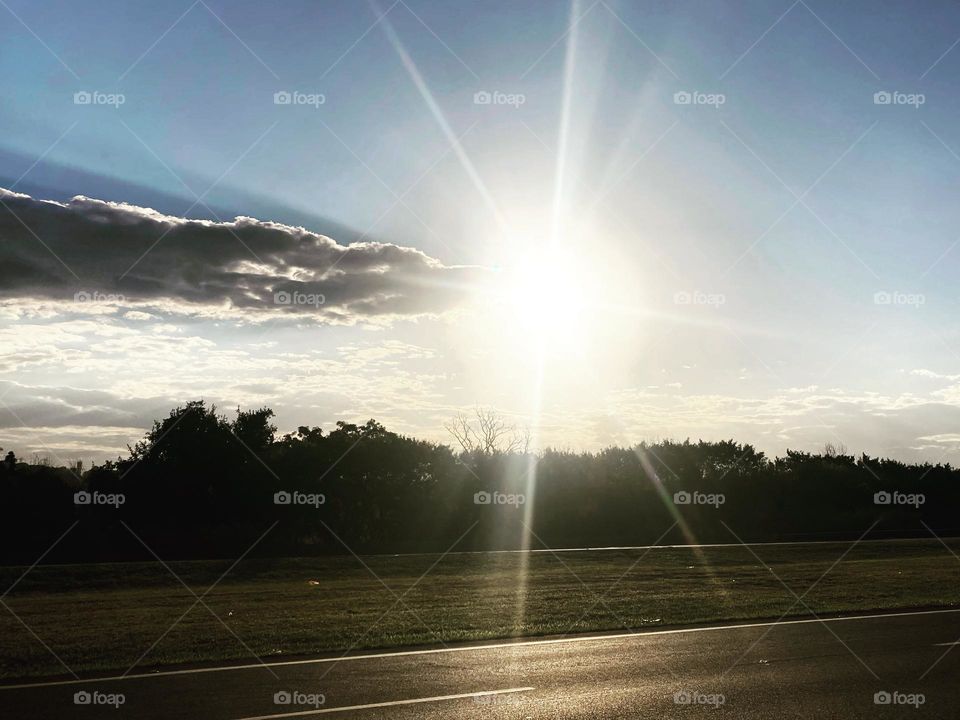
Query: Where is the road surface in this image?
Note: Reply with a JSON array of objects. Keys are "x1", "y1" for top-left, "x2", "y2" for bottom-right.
[{"x1": 2, "y1": 608, "x2": 959, "y2": 718}]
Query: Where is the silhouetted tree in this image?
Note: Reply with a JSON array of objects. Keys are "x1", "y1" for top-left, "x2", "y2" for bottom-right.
[{"x1": 1, "y1": 402, "x2": 956, "y2": 563}]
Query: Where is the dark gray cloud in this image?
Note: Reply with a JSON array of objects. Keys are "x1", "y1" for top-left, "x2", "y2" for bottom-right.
[
  {"x1": 0, "y1": 382, "x2": 160, "y2": 431},
  {"x1": 0, "y1": 188, "x2": 480, "y2": 321}
]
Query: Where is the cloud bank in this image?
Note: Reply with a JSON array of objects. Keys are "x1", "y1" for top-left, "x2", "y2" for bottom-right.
[{"x1": 0, "y1": 188, "x2": 479, "y2": 323}]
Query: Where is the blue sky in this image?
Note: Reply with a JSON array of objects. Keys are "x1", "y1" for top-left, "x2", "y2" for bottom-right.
[{"x1": 3, "y1": 0, "x2": 960, "y2": 463}]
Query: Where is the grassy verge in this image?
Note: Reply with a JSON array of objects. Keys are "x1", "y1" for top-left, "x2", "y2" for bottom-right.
[{"x1": 2, "y1": 539, "x2": 959, "y2": 680}]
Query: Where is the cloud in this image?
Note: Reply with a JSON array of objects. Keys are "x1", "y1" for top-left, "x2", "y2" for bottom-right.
[
  {"x1": 0, "y1": 329, "x2": 457, "y2": 463},
  {"x1": 0, "y1": 381, "x2": 156, "y2": 430},
  {"x1": 915, "y1": 433, "x2": 960, "y2": 445},
  {"x1": 910, "y1": 368, "x2": 960, "y2": 382},
  {"x1": 0, "y1": 188, "x2": 481, "y2": 323}
]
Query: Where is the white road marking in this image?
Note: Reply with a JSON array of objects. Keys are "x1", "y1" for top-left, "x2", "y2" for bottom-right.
[
  {"x1": 3, "y1": 607, "x2": 959, "y2": 690},
  {"x1": 933, "y1": 641, "x2": 960, "y2": 646},
  {"x1": 232, "y1": 687, "x2": 534, "y2": 719},
  {"x1": 372, "y1": 535, "x2": 957, "y2": 558}
]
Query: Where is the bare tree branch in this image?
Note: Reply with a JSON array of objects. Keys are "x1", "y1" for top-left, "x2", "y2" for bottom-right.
[{"x1": 444, "y1": 408, "x2": 529, "y2": 456}]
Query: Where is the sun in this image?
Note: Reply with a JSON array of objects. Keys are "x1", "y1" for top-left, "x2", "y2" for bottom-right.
[
  {"x1": 510, "y1": 249, "x2": 583, "y2": 329},
  {"x1": 498, "y1": 244, "x2": 593, "y2": 346}
]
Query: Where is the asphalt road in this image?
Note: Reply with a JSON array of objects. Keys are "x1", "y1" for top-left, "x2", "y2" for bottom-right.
[{"x1": 2, "y1": 608, "x2": 960, "y2": 719}]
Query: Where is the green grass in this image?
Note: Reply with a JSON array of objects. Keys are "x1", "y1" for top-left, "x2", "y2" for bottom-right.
[{"x1": 2, "y1": 539, "x2": 959, "y2": 680}]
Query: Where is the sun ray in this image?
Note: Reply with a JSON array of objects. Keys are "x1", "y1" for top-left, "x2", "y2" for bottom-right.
[
  {"x1": 550, "y1": 0, "x2": 582, "y2": 247},
  {"x1": 372, "y1": 1, "x2": 507, "y2": 232},
  {"x1": 508, "y1": 0, "x2": 585, "y2": 643}
]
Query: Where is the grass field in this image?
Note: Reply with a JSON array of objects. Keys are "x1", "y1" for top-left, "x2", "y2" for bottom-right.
[{"x1": 2, "y1": 539, "x2": 959, "y2": 680}]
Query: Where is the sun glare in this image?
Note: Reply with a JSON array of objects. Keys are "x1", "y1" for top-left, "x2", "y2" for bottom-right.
[{"x1": 506, "y1": 247, "x2": 589, "y2": 338}]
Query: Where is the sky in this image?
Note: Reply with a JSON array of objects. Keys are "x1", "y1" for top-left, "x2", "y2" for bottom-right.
[{"x1": 3, "y1": 0, "x2": 960, "y2": 465}]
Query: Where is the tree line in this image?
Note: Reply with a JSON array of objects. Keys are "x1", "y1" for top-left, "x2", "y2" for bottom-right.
[{"x1": 1, "y1": 401, "x2": 957, "y2": 563}]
